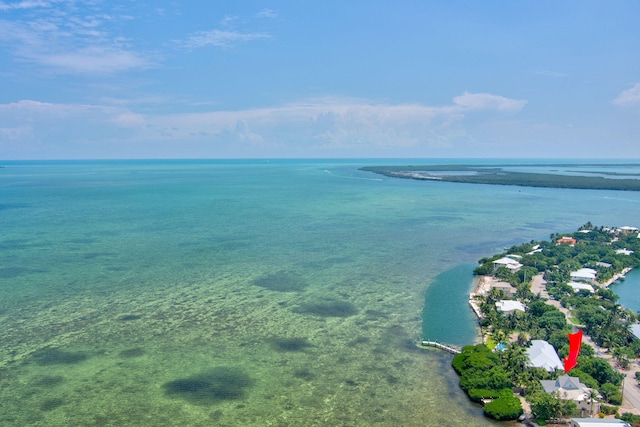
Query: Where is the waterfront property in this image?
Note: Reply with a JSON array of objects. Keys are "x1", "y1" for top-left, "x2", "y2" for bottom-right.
[
  {"x1": 493, "y1": 257, "x2": 523, "y2": 271},
  {"x1": 541, "y1": 375, "x2": 599, "y2": 417},
  {"x1": 495, "y1": 300, "x2": 526, "y2": 314},
  {"x1": 570, "y1": 268, "x2": 598, "y2": 283},
  {"x1": 491, "y1": 281, "x2": 518, "y2": 297},
  {"x1": 461, "y1": 223, "x2": 640, "y2": 423},
  {"x1": 526, "y1": 340, "x2": 564, "y2": 372}
]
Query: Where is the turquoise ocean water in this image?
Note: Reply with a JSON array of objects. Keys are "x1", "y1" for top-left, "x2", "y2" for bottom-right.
[
  {"x1": 610, "y1": 268, "x2": 640, "y2": 314},
  {"x1": 1, "y1": 159, "x2": 640, "y2": 426}
]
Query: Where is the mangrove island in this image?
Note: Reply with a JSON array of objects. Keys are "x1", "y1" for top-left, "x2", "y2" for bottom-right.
[{"x1": 361, "y1": 165, "x2": 640, "y2": 191}]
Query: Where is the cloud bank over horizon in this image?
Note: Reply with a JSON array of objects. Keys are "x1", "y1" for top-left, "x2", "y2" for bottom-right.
[
  {"x1": 0, "y1": 92, "x2": 533, "y2": 158},
  {"x1": 1, "y1": 1, "x2": 639, "y2": 159}
]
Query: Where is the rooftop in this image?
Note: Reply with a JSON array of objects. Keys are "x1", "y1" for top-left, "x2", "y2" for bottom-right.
[
  {"x1": 526, "y1": 340, "x2": 564, "y2": 372},
  {"x1": 496, "y1": 300, "x2": 526, "y2": 313}
]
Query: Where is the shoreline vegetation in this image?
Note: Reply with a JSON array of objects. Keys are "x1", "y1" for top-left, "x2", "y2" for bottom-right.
[
  {"x1": 444, "y1": 224, "x2": 640, "y2": 425},
  {"x1": 360, "y1": 165, "x2": 640, "y2": 191}
]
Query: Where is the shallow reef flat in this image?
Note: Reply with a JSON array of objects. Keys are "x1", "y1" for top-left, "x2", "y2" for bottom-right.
[{"x1": 0, "y1": 264, "x2": 496, "y2": 426}]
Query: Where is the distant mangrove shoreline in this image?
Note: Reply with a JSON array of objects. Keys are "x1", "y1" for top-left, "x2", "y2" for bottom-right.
[{"x1": 360, "y1": 165, "x2": 640, "y2": 191}]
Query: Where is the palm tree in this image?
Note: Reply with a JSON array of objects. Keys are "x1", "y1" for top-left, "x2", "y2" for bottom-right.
[
  {"x1": 502, "y1": 343, "x2": 530, "y2": 385},
  {"x1": 588, "y1": 390, "x2": 598, "y2": 417}
]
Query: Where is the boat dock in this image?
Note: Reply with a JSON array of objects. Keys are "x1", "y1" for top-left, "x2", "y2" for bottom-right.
[{"x1": 419, "y1": 340, "x2": 462, "y2": 354}]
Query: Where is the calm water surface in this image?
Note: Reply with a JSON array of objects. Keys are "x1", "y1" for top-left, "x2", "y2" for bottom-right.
[
  {"x1": 610, "y1": 268, "x2": 640, "y2": 314},
  {"x1": 1, "y1": 159, "x2": 639, "y2": 426}
]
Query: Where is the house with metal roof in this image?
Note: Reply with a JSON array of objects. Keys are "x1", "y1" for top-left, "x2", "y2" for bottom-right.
[
  {"x1": 495, "y1": 300, "x2": 526, "y2": 314},
  {"x1": 570, "y1": 268, "x2": 597, "y2": 283},
  {"x1": 568, "y1": 281, "x2": 595, "y2": 293},
  {"x1": 541, "y1": 374, "x2": 599, "y2": 417},
  {"x1": 492, "y1": 257, "x2": 523, "y2": 271},
  {"x1": 526, "y1": 340, "x2": 563, "y2": 372}
]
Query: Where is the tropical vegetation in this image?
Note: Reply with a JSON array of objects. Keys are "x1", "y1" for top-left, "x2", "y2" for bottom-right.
[{"x1": 453, "y1": 224, "x2": 640, "y2": 423}]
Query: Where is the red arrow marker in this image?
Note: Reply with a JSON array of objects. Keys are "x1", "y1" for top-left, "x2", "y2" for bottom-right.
[{"x1": 564, "y1": 330, "x2": 583, "y2": 373}]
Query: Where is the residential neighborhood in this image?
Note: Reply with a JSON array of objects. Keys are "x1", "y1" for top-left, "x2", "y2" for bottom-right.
[{"x1": 456, "y1": 224, "x2": 640, "y2": 425}]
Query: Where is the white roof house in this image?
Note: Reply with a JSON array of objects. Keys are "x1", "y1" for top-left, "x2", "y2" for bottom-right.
[
  {"x1": 570, "y1": 268, "x2": 597, "y2": 283},
  {"x1": 618, "y1": 226, "x2": 639, "y2": 233},
  {"x1": 493, "y1": 257, "x2": 523, "y2": 271},
  {"x1": 570, "y1": 419, "x2": 631, "y2": 427},
  {"x1": 526, "y1": 340, "x2": 564, "y2": 372},
  {"x1": 615, "y1": 248, "x2": 634, "y2": 256},
  {"x1": 496, "y1": 300, "x2": 526, "y2": 314},
  {"x1": 631, "y1": 323, "x2": 640, "y2": 340},
  {"x1": 568, "y1": 282, "x2": 595, "y2": 293}
]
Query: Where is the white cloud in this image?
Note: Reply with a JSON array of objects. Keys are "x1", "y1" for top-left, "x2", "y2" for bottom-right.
[
  {"x1": 183, "y1": 29, "x2": 270, "y2": 49},
  {"x1": 0, "y1": 2, "x2": 150, "y2": 75},
  {"x1": 257, "y1": 9, "x2": 278, "y2": 19},
  {"x1": 36, "y1": 46, "x2": 149, "y2": 74},
  {"x1": 0, "y1": 0, "x2": 51, "y2": 11},
  {"x1": 613, "y1": 83, "x2": 640, "y2": 107},
  {"x1": 117, "y1": 92, "x2": 525, "y2": 150},
  {"x1": 453, "y1": 92, "x2": 528, "y2": 112},
  {"x1": 0, "y1": 92, "x2": 528, "y2": 157}
]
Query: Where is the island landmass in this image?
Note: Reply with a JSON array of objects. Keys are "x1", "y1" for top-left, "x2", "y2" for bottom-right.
[{"x1": 361, "y1": 165, "x2": 640, "y2": 191}]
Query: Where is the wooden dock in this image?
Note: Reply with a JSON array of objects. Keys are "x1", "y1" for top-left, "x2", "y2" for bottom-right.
[{"x1": 419, "y1": 340, "x2": 462, "y2": 354}]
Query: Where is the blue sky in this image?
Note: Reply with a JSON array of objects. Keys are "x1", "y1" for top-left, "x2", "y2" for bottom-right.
[{"x1": 1, "y1": 1, "x2": 639, "y2": 159}]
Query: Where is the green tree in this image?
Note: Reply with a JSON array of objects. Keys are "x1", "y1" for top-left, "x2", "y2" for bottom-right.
[
  {"x1": 599, "y1": 383, "x2": 622, "y2": 405},
  {"x1": 501, "y1": 343, "x2": 530, "y2": 385},
  {"x1": 483, "y1": 394, "x2": 523, "y2": 421},
  {"x1": 530, "y1": 392, "x2": 561, "y2": 422},
  {"x1": 530, "y1": 392, "x2": 576, "y2": 421}
]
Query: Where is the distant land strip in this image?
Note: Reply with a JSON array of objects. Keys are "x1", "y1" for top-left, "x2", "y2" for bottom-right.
[{"x1": 360, "y1": 165, "x2": 640, "y2": 191}]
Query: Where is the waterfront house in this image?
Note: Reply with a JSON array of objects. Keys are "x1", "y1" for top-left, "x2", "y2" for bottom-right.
[
  {"x1": 526, "y1": 340, "x2": 563, "y2": 372},
  {"x1": 541, "y1": 375, "x2": 599, "y2": 417},
  {"x1": 490, "y1": 281, "x2": 518, "y2": 297},
  {"x1": 570, "y1": 419, "x2": 631, "y2": 427},
  {"x1": 493, "y1": 257, "x2": 523, "y2": 272},
  {"x1": 570, "y1": 268, "x2": 597, "y2": 283},
  {"x1": 495, "y1": 300, "x2": 526, "y2": 314}
]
